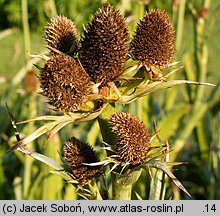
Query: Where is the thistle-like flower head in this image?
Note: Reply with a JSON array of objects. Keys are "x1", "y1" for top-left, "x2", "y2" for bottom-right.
[
  {"x1": 39, "y1": 53, "x2": 93, "y2": 113},
  {"x1": 110, "y1": 112, "x2": 151, "y2": 166},
  {"x1": 79, "y1": 3, "x2": 129, "y2": 85},
  {"x1": 44, "y1": 15, "x2": 78, "y2": 55},
  {"x1": 130, "y1": 10, "x2": 175, "y2": 79},
  {"x1": 63, "y1": 137, "x2": 101, "y2": 184}
]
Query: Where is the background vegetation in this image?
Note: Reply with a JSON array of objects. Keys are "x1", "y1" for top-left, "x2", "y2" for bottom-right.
[{"x1": 0, "y1": 0, "x2": 219, "y2": 199}]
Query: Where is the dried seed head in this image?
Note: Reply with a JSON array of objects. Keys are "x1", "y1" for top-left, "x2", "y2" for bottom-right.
[
  {"x1": 79, "y1": 3, "x2": 129, "y2": 85},
  {"x1": 44, "y1": 15, "x2": 78, "y2": 55},
  {"x1": 130, "y1": 10, "x2": 175, "y2": 73},
  {"x1": 110, "y1": 112, "x2": 151, "y2": 166},
  {"x1": 63, "y1": 137, "x2": 101, "y2": 184},
  {"x1": 40, "y1": 53, "x2": 92, "y2": 113},
  {"x1": 23, "y1": 70, "x2": 39, "y2": 94}
]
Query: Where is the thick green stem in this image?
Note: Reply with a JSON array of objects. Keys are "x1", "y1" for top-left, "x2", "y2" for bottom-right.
[
  {"x1": 112, "y1": 173, "x2": 132, "y2": 200},
  {"x1": 111, "y1": 171, "x2": 141, "y2": 200},
  {"x1": 112, "y1": 184, "x2": 132, "y2": 200},
  {"x1": 149, "y1": 169, "x2": 165, "y2": 200}
]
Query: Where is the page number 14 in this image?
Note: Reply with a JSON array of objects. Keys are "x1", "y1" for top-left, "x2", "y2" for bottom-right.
[{"x1": 204, "y1": 204, "x2": 216, "y2": 213}]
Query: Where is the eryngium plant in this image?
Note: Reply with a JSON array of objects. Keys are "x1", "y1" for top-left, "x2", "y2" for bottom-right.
[
  {"x1": 130, "y1": 9, "x2": 175, "y2": 80},
  {"x1": 79, "y1": 3, "x2": 129, "y2": 85},
  {"x1": 63, "y1": 137, "x2": 102, "y2": 185},
  {"x1": 6, "y1": 3, "x2": 214, "y2": 199},
  {"x1": 44, "y1": 15, "x2": 79, "y2": 55},
  {"x1": 110, "y1": 112, "x2": 152, "y2": 166},
  {"x1": 39, "y1": 53, "x2": 93, "y2": 112}
]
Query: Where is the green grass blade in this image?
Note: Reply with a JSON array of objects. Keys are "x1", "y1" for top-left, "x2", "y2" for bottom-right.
[{"x1": 155, "y1": 104, "x2": 191, "y2": 141}]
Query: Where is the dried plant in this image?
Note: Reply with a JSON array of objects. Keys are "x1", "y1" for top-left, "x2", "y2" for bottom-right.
[
  {"x1": 63, "y1": 137, "x2": 102, "y2": 185},
  {"x1": 39, "y1": 53, "x2": 93, "y2": 112},
  {"x1": 44, "y1": 15, "x2": 79, "y2": 55},
  {"x1": 5, "y1": 3, "x2": 214, "y2": 200},
  {"x1": 130, "y1": 9, "x2": 175, "y2": 80},
  {"x1": 109, "y1": 112, "x2": 152, "y2": 166},
  {"x1": 79, "y1": 3, "x2": 129, "y2": 85}
]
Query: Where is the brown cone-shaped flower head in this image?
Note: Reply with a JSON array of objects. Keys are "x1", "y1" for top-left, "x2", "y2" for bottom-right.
[
  {"x1": 40, "y1": 53, "x2": 92, "y2": 112},
  {"x1": 130, "y1": 10, "x2": 174, "y2": 76},
  {"x1": 63, "y1": 137, "x2": 101, "y2": 184},
  {"x1": 44, "y1": 15, "x2": 78, "y2": 55},
  {"x1": 110, "y1": 112, "x2": 151, "y2": 166},
  {"x1": 79, "y1": 3, "x2": 129, "y2": 85}
]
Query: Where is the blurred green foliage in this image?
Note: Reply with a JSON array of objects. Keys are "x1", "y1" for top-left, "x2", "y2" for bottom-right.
[{"x1": 0, "y1": 0, "x2": 220, "y2": 200}]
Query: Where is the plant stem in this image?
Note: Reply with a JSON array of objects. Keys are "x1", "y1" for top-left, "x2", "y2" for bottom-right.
[
  {"x1": 165, "y1": 0, "x2": 186, "y2": 111},
  {"x1": 172, "y1": 103, "x2": 208, "y2": 161},
  {"x1": 42, "y1": 134, "x2": 63, "y2": 199},
  {"x1": 112, "y1": 182, "x2": 132, "y2": 200},
  {"x1": 149, "y1": 169, "x2": 165, "y2": 200},
  {"x1": 21, "y1": 0, "x2": 31, "y2": 64},
  {"x1": 49, "y1": 0, "x2": 57, "y2": 16},
  {"x1": 194, "y1": 0, "x2": 210, "y2": 160},
  {"x1": 175, "y1": 0, "x2": 186, "y2": 52},
  {"x1": 172, "y1": 0, "x2": 211, "y2": 162},
  {"x1": 111, "y1": 170, "x2": 141, "y2": 200},
  {"x1": 23, "y1": 95, "x2": 36, "y2": 198}
]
